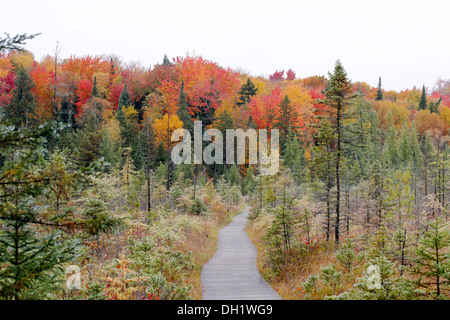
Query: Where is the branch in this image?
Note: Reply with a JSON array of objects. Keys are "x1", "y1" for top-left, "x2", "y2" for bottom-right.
[{"x1": 0, "y1": 33, "x2": 41, "y2": 52}]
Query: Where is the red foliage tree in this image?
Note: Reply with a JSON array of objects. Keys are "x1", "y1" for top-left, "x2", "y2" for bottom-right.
[
  {"x1": 247, "y1": 87, "x2": 283, "y2": 129},
  {"x1": 62, "y1": 55, "x2": 110, "y2": 81},
  {"x1": 110, "y1": 83, "x2": 124, "y2": 108},
  {"x1": 75, "y1": 78, "x2": 93, "y2": 112},
  {"x1": 0, "y1": 70, "x2": 15, "y2": 107},
  {"x1": 286, "y1": 69, "x2": 296, "y2": 81},
  {"x1": 269, "y1": 70, "x2": 285, "y2": 81},
  {"x1": 175, "y1": 55, "x2": 239, "y2": 117},
  {"x1": 30, "y1": 65, "x2": 54, "y2": 120}
]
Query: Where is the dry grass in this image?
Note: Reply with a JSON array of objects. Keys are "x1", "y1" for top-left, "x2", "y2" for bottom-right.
[
  {"x1": 246, "y1": 212, "x2": 368, "y2": 300},
  {"x1": 69, "y1": 201, "x2": 245, "y2": 300},
  {"x1": 176, "y1": 202, "x2": 244, "y2": 299}
]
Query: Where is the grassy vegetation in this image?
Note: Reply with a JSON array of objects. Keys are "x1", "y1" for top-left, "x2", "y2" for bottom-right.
[
  {"x1": 61, "y1": 198, "x2": 244, "y2": 300},
  {"x1": 246, "y1": 203, "x2": 449, "y2": 300}
]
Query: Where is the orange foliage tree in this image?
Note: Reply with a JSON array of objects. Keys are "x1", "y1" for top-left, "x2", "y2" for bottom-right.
[
  {"x1": 153, "y1": 114, "x2": 183, "y2": 148},
  {"x1": 414, "y1": 109, "x2": 447, "y2": 135},
  {"x1": 30, "y1": 65, "x2": 54, "y2": 121},
  {"x1": 175, "y1": 55, "x2": 240, "y2": 121},
  {"x1": 247, "y1": 87, "x2": 283, "y2": 129}
]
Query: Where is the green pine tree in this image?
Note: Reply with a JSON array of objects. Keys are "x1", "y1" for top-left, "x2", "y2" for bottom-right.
[
  {"x1": 420, "y1": 132, "x2": 435, "y2": 197},
  {"x1": 283, "y1": 130, "x2": 305, "y2": 175},
  {"x1": 227, "y1": 165, "x2": 240, "y2": 186},
  {"x1": 176, "y1": 79, "x2": 194, "y2": 134},
  {"x1": 263, "y1": 205, "x2": 295, "y2": 270},
  {"x1": 75, "y1": 112, "x2": 102, "y2": 168},
  {"x1": 115, "y1": 82, "x2": 130, "y2": 128},
  {"x1": 242, "y1": 166, "x2": 256, "y2": 195},
  {"x1": 118, "y1": 81, "x2": 131, "y2": 109},
  {"x1": 237, "y1": 78, "x2": 258, "y2": 106},
  {"x1": 428, "y1": 96, "x2": 441, "y2": 114},
  {"x1": 383, "y1": 126, "x2": 400, "y2": 168},
  {"x1": 141, "y1": 115, "x2": 156, "y2": 213},
  {"x1": 375, "y1": 77, "x2": 383, "y2": 101},
  {"x1": 162, "y1": 54, "x2": 172, "y2": 66},
  {"x1": 276, "y1": 95, "x2": 298, "y2": 151},
  {"x1": 398, "y1": 123, "x2": 411, "y2": 164},
  {"x1": 91, "y1": 76, "x2": 100, "y2": 98},
  {"x1": 0, "y1": 123, "x2": 79, "y2": 299},
  {"x1": 99, "y1": 128, "x2": 119, "y2": 169},
  {"x1": 81, "y1": 197, "x2": 124, "y2": 236},
  {"x1": 411, "y1": 215, "x2": 449, "y2": 299},
  {"x1": 335, "y1": 238, "x2": 364, "y2": 272},
  {"x1": 311, "y1": 119, "x2": 336, "y2": 241},
  {"x1": 6, "y1": 64, "x2": 36, "y2": 128},
  {"x1": 131, "y1": 131, "x2": 144, "y2": 170},
  {"x1": 60, "y1": 96, "x2": 77, "y2": 126},
  {"x1": 319, "y1": 60, "x2": 355, "y2": 244},
  {"x1": 419, "y1": 85, "x2": 427, "y2": 110},
  {"x1": 407, "y1": 123, "x2": 423, "y2": 168}
]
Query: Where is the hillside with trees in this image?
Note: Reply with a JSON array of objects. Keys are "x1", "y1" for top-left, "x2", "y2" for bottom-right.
[{"x1": 0, "y1": 33, "x2": 448, "y2": 300}]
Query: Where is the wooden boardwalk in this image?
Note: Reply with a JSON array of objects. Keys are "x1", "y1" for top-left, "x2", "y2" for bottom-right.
[{"x1": 201, "y1": 205, "x2": 282, "y2": 300}]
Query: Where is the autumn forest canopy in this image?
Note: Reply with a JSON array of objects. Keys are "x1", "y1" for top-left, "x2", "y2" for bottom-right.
[{"x1": 0, "y1": 33, "x2": 449, "y2": 300}]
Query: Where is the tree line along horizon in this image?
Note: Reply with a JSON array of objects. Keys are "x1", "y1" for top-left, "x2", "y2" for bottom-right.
[{"x1": 0, "y1": 33, "x2": 449, "y2": 300}]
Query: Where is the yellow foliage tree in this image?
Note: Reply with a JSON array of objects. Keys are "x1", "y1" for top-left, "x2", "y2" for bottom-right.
[
  {"x1": 282, "y1": 81, "x2": 314, "y2": 142},
  {"x1": 103, "y1": 117, "x2": 123, "y2": 145},
  {"x1": 153, "y1": 114, "x2": 183, "y2": 149},
  {"x1": 123, "y1": 105, "x2": 139, "y2": 121},
  {"x1": 439, "y1": 105, "x2": 450, "y2": 129},
  {"x1": 0, "y1": 56, "x2": 13, "y2": 78},
  {"x1": 252, "y1": 77, "x2": 269, "y2": 95},
  {"x1": 92, "y1": 72, "x2": 110, "y2": 99},
  {"x1": 78, "y1": 97, "x2": 112, "y2": 125},
  {"x1": 372, "y1": 101, "x2": 409, "y2": 130},
  {"x1": 414, "y1": 109, "x2": 447, "y2": 135},
  {"x1": 10, "y1": 51, "x2": 35, "y2": 70}
]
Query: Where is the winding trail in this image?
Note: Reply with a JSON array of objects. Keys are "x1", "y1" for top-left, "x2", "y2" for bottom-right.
[{"x1": 201, "y1": 205, "x2": 282, "y2": 300}]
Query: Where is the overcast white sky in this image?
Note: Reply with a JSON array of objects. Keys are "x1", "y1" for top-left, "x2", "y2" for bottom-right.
[{"x1": 1, "y1": 0, "x2": 449, "y2": 92}]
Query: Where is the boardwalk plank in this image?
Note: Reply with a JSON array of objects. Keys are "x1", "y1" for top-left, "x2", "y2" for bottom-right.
[{"x1": 201, "y1": 205, "x2": 282, "y2": 300}]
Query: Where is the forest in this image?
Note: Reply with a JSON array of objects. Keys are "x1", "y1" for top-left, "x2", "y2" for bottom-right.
[{"x1": 0, "y1": 32, "x2": 449, "y2": 300}]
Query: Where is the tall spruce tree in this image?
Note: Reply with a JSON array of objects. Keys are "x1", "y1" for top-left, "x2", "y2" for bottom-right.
[
  {"x1": 60, "y1": 96, "x2": 77, "y2": 126},
  {"x1": 7, "y1": 64, "x2": 36, "y2": 128},
  {"x1": 375, "y1": 77, "x2": 383, "y2": 101},
  {"x1": 420, "y1": 133, "x2": 435, "y2": 197},
  {"x1": 75, "y1": 112, "x2": 102, "y2": 168},
  {"x1": 142, "y1": 116, "x2": 156, "y2": 213},
  {"x1": 383, "y1": 126, "x2": 400, "y2": 168},
  {"x1": 162, "y1": 54, "x2": 172, "y2": 66},
  {"x1": 311, "y1": 119, "x2": 337, "y2": 241},
  {"x1": 118, "y1": 81, "x2": 131, "y2": 109},
  {"x1": 176, "y1": 79, "x2": 194, "y2": 134},
  {"x1": 319, "y1": 60, "x2": 354, "y2": 244},
  {"x1": 412, "y1": 216, "x2": 449, "y2": 298},
  {"x1": 243, "y1": 166, "x2": 256, "y2": 195},
  {"x1": 419, "y1": 85, "x2": 427, "y2": 110},
  {"x1": 237, "y1": 78, "x2": 258, "y2": 106},
  {"x1": 283, "y1": 130, "x2": 306, "y2": 183},
  {"x1": 215, "y1": 108, "x2": 234, "y2": 174},
  {"x1": 428, "y1": 96, "x2": 441, "y2": 114},
  {"x1": 276, "y1": 95, "x2": 298, "y2": 152},
  {"x1": 91, "y1": 76, "x2": 100, "y2": 98},
  {"x1": 0, "y1": 122, "x2": 79, "y2": 299},
  {"x1": 116, "y1": 82, "x2": 138, "y2": 150}
]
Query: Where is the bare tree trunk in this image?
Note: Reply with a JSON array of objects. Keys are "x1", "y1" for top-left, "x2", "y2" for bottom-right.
[
  {"x1": 193, "y1": 165, "x2": 197, "y2": 200},
  {"x1": 50, "y1": 42, "x2": 61, "y2": 153},
  {"x1": 147, "y1": 167, "x2": 152, "y2": 213},
  {"x1": 346, "y1": 188, "x2": 350, "y2": 235},
  {"x1": 166, "y1": 111, "x2": 171, "y2": 191},
  {"x1": 335, "y1": 105, "x2": 341, "y2": 244},
  {"x1": 400, "y1": 228, "x2": 407, "y2": 276}
]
